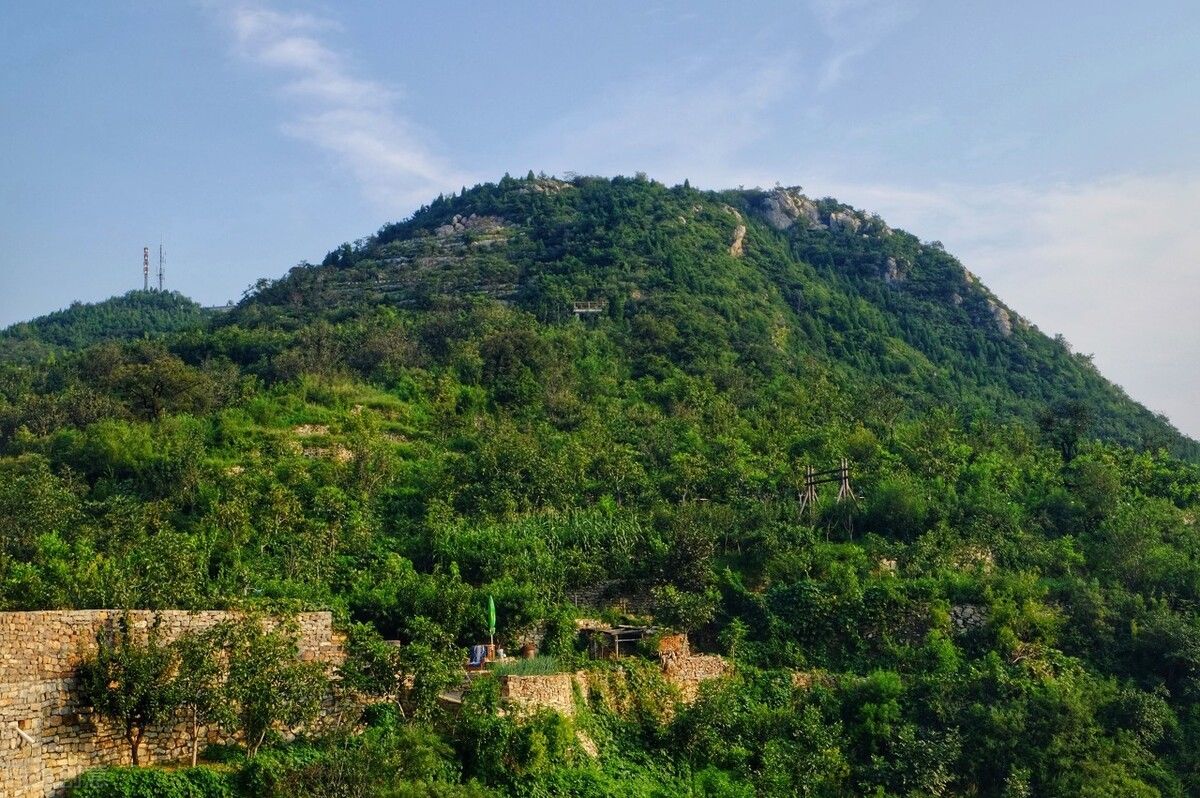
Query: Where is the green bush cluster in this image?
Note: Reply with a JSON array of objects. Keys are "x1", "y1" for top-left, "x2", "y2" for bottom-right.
[{"x1": 70, "y1": 766, "x2": 232, "y2": 798}]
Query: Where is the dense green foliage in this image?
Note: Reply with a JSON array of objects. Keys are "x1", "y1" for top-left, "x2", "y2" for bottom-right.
[
  {"x1": 77, "y1": 615, "x2": 327, "y2": 769},
  {"x1": 13, "y1": 174, "x2": 1200, "y2": 795},
  {"x1": 71, "y1": 766, "x2": 233, "y2": 798},
  {"x1": 0, "y1": 290, "x2": 211, "y2": 362}
]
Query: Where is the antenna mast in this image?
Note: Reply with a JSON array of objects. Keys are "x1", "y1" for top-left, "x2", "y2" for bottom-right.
[
  {"x1": 158, "y1": 240, "x2": 164, "y2": 292},
  {"x1": 143, "y1": 247, "x2": 149, "y2": 291}
]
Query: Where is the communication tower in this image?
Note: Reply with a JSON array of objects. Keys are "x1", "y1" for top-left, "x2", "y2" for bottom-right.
[{"x1": 143, "y1": 247, "x2": 150, "y2": 291}]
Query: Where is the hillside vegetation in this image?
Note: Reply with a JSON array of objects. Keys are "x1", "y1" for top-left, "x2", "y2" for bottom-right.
[
  {"x1": 0, "y1": 290, "x2": 210, "y2": 363},
  {"x1": 4, "y1": 174, "x2": 1200, "y2": 796}
]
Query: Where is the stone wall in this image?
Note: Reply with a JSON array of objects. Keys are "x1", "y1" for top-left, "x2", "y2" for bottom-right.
[
  {"x1": 661, "y1": 654, "x2": 732, "y2": 703},
  {"x1": 500, "y1": 673, "x2": 583, "y2": 718},
  {"x1": 0, "y1": 610, "x2": 341, "y2": 798},
  {"x1": 499, "y1": 650, "x2": 733, "y2": 720}
]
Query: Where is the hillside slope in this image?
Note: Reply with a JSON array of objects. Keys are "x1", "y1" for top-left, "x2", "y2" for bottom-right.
[
  {"x1": 230, "y1": 174, "x2": 1192, "y2": 458},
  {"x1": 0, "y1": 290, "x2": 210, "y2": 363},
  {"x1": 4, "y1": 174, "x2": 1200, "y2": 796}
]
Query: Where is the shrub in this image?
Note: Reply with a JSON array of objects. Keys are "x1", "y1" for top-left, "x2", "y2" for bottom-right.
[
  {"x1": 69, "y1": 766, "x2": 232, "y2": 798},
  {"x1": 232, "y1": 723, "x2": 464, "y2": 798},
  {"x1": 489, "y1": 655, "x2": 560, "y2": 678}
]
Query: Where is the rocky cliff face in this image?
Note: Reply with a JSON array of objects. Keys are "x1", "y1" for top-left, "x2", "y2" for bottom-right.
[{"x1": 752, "y1": 187, "x2": 823, "y2": 230}]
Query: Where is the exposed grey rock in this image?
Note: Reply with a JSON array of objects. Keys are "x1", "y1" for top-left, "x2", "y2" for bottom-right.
[
  {"x1": 724, "y1": 206, "x2": 747, "y2": 257},
  {"x1": 828, "y1": 210, "x2": 862, "y2": 234},
  {"x1": 519, "y1": 178, "x2": 573, "y2": 195},
  {"x1": 950, "y1": 604, "x2": 989, "y2": 635},
  {"x1": 987, "y1": 298, "x2": 1013, "y2": 337},
  {"x1": 729, "y1": 224, "x2": 747, "y2": 257},
  {"x1": 754, "y1": 187, "x2": 823, "y2": 230},
  {"x1": 883, "y1": 256, "x2": 907, "y2": 285},
  {"x1": 435, "y1": 213, "x2": 505, "y2": 237}
]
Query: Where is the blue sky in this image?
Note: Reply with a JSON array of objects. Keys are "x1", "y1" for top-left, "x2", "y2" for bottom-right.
[{"x1": 2, "y1": 1, "x2": 1198, "y2": 436}]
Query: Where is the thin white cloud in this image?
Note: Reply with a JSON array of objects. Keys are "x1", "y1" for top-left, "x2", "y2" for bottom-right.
[
  {"x1": 807, "y1": 0, "x2": 919, "y2": 90},
  {"x1": 818, "y1": 173, "x2": 1200, "y2": 439},
  {"x1": 535, "y1": 56, "x2": 797, "y2": 188},
  {"x1": 215, "y1": 3, "x2": 471, "y2": 210}
]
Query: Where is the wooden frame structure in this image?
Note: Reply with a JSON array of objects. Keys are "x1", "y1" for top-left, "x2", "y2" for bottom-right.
[
  {"x1": 572, "y1": 300, "x2": 607, "y2": 315},
  {"x1": 799, "y1": 458, "x2": 858, "y2": 518},
  {"x1": 585, "y1": 625, "x2": 656, "y2": 658}
]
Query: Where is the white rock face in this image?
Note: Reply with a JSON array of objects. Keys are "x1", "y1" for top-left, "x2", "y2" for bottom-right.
[
  {"x1": 987, "y1": 298, "x2": 1013, "y2": 337},
  {"x1": 755, "y1": 187, "x2": 822, "y2": 230},
  {"x1": 828, "y1": 210, "x2": 862, "y2": 234},
  {"x1": 883, "y1": 257, "x2": 907, "y2": 285},
  {"x1": 435, "y1": 213, "x2": 505, "y2": 237}
]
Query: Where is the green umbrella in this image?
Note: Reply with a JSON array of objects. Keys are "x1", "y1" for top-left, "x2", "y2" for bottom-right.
[{"x1": 487, "y1": 595, "x2": 496, "y2": 647}]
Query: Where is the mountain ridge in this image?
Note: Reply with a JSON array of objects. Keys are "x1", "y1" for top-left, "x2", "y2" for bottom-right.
[{"x1": 220, "y1": 173, "x2": 1193, "y2": 458}]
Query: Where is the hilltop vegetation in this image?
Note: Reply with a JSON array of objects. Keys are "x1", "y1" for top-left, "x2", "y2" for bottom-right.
[
  {"x1": 0, "y1": 290, "x2": 210, "y2": 363},
  {"x1": 4, "y1": 174, "x2": 1200, "y2": 796},
  {"x1": 231, "y1": 174, "x2": 1193, "y2": 458}
]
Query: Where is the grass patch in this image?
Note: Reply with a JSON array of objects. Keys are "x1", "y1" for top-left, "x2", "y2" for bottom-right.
[{"x1": 491, "y1": 655, "x2": 561, "y2": 677}]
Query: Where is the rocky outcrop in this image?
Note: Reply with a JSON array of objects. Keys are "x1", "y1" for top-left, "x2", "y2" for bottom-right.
[
  {"x1": 950, "y1": 604, "x2": 989, "y2": 635},
  {"x1": 753, "y1": 188, "x2": 822, "y2": 231},
  {"x1": 724, "y1": 207, "x2": 747, "y2": 257},
  {"x1": 520, "y1": 178, "x2": 573, "y2": 195},
  {"x1": 729, "y1": 224, "x2": 746, "y2": 257},
  {"x1": 987, "y1": 298, "x2": 1013, "y2": 337},
  {"x1": 828, "y1": 210, "x2": 862, "y2": 234},
  {"x1": 750, "y1": 187, "x2": 889, "y2": 241},
  {"x1": 434, "y1": 213, "x2": 506, "y2": 238}
]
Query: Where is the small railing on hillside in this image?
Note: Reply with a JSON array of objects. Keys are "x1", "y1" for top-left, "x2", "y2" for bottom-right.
[{"x1": 572, "y1": 300, "x2": 607, "y2": 315}]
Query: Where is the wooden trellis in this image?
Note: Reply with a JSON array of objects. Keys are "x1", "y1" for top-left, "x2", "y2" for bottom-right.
[{"x1": 798, "y1": 458, "x2": 859, "y2": 519}]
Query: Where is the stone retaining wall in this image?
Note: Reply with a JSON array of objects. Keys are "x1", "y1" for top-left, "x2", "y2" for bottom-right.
[
  {"x1": 662, "y1": 654, "x2": 732, "y2": 702},
  {"x1": 500, "y1": 673, "x2": 583, "y2": 717},
  {"x1": 499, "y1": 651, "x2": 733, "y2": 720},
  {"x1": 0, "y1": 610, "x2": 341, "y2": 798}
]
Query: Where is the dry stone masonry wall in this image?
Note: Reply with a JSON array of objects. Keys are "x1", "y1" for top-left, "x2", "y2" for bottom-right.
[
  {"x1": 498, "y1": 641, "x2": 732, "y2": 719},
  {"x1": 0, "y1": 610, "x2": 341, "y2": 798},
  {"x1": 501, "y1": 673, "x2": 584, "y2": 718}
]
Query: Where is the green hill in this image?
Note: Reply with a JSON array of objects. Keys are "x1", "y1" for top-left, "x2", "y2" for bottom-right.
[
  {"x1": 4, "y1": 174, "x2": 1200, "y2": 796},
  {"x1": 0, "y1": 290, "x2": 210, "y2": 362},
  {"x1": 231, "y1": 174, "x2": 1193, "y2": 458}
]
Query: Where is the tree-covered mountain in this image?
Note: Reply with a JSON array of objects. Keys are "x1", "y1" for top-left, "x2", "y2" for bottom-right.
[
  {"x1": 0, "y1": 289, "x2": 211, "y2": 363},
  {"x1": 5, "y1": 174, "x2": 1200, "y2": 796},
  {"x1": 232, "y1": 174, "x2": 1193, "y2": 459}
]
